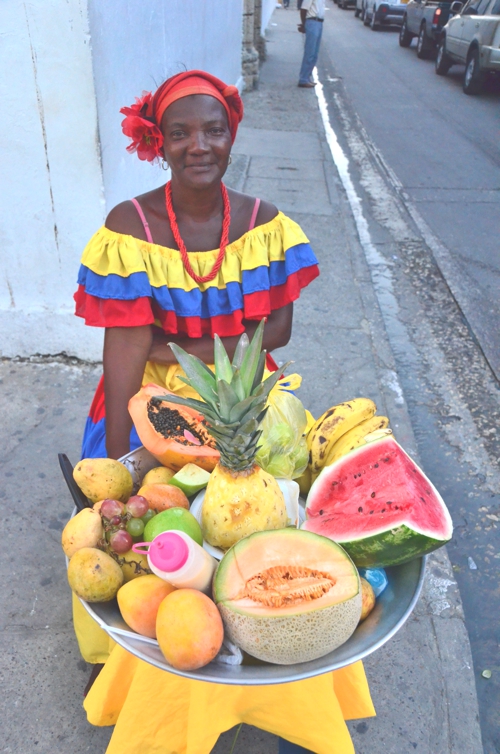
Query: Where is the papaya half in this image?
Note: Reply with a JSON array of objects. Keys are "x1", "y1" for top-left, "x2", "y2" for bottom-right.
[{"x1": 128, "y1": 384, "x2": 219, "y2": 473}]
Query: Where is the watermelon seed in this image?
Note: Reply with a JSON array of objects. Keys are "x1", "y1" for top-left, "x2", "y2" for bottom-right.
[
  {"x1": 381, "y1": 509, "x2": 386, "y2": 513},
  {"x1": 371, "y1": 492, "x2": 376, "y2": 498},
  {"x1": 369, "y1": 511, "x2": 374, "y2": 515},
  {"x1": 358, "y1": 507, "x2": 363, "y2": 513},
  {"x1": 319, "y1": 510, "x2": 324, "y2": 515},
  {"x1": 374, "y1": 463, "x2": 379, "y2": 468}
]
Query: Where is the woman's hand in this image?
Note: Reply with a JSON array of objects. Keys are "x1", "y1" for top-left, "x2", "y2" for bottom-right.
[
  {"x1": 147, "y1": 304, "x2": 293, "y2": 365},
  {"x1": 103, "y1": 326, "x2": 153, "y2": 459}
]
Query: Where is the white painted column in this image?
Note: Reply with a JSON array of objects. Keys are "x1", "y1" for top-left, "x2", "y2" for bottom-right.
[{"x1": 0, "y1": 0, "x2": 105, "y2": 360}]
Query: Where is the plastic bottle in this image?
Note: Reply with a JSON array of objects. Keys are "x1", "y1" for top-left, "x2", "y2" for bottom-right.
[{"x1": 132, "y1": 530, "x2": 218, "y2": 594}]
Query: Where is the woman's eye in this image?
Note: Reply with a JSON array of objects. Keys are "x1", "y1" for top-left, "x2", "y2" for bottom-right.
[
  {"x1": 171, "y1": 131, "x2": 185, "y2": 139},
  {"x1": 209, "y1": 128, "x2": 224, "y2": 135}
]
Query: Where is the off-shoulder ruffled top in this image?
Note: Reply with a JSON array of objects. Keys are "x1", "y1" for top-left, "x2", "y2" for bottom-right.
[{"x1": 74, "y1": 212, "x2": 319, "y2": 338}]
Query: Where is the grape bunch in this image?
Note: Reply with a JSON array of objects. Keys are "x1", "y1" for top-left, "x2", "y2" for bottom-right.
[{"x1": 99, "y1": 497, "x2": 156, "y2": 554}]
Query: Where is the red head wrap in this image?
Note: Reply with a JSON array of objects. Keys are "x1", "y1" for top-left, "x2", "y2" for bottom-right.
[{"x1": 120, "y1": 70, "x2": 244, "y2": 162}]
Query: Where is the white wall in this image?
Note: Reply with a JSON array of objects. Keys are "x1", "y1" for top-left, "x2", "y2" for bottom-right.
[
  {"x1": 1, "y1": 0, "x2": 244, "y2": 360},
  {"x1": 261, "y1": 0, "x2": 278, "y2": 33},
  {"x1": 87, "y1": 0, "x2": 244, "y2": 212},
  {"x1": 0, "y1": 0, "x2": 105, "y2": 360}
]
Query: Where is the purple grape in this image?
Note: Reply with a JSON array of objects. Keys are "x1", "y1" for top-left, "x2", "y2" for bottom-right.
[
  {"x1": 109, "y1": 515, "x2": 122, "y2": 527},
  {"x1": 109, "y1": 529, "x2": 133, "y2": 554},
  {"x1": 125, "y1": 495, "x2": 149, "y2": 518},
  {"x1": 100, "y1": 499, "x2": 125, "y2": 519}
]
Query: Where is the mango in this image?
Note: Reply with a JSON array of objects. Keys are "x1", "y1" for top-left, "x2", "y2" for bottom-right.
[
  {"x1": 117, "y1": 574, "x2": 176, "y2": 638},
  {"x1": 61, "y1": 508, "x2": 103, "y2": 558},
  {"x1": 68, "y1": 547, "x2": 123, "y2": 602},
  {"x1": 359, "y1": 577, "x2": 376, "y2": 622},
  {"x1": 137, "y1": 483, "x2": 189, "y2": 513},
  {"x1": 156, "y1": 589, "x2": 224, "y2": 670},
  {"x1": 113, "y1": 548, "x2": 152, "y2": 582},
  {"x1": 142, "y1": 467, "x2": 175, "y2": 486},
  {"x1": 73, "y1": 458, "x2": 133, "y2": 504}
]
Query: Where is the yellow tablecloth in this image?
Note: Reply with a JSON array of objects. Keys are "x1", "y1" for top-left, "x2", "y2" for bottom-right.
[{"x1": 75, "y1": 597, "x2": 375, "y2": 754}]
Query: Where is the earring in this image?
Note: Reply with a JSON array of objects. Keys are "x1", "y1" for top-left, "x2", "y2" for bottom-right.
[
  {"x1": 228, "y1": 155, "x2": 232, "y2": 165},
  {"x1": 161, "y1": 159, "x2": 169, "y2": 171}
]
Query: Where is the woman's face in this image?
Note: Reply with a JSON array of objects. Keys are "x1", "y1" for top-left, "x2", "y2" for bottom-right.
[{"x1": 161, "y1": 95, "x2": 232, "y2": 189}]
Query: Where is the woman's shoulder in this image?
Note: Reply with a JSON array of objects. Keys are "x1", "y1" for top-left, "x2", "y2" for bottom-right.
[
  {"x1": 226, "y1": 189, "x2": 278, "y2": 240},
  {"x1": 105, "y1": 190, "x2": 161, "y2": 243}
]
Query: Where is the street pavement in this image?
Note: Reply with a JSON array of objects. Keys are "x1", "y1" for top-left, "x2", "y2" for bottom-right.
[{"x1": 0, "y1": 6, "x2": 484, "y2": 754}]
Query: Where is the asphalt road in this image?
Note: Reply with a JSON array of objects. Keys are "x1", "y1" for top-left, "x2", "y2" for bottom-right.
[
  {"x1": 322, "y1": 3, "x2": 500, "y2": 379},
  {"x1": 316, "y1": 5, "x2": 500, "y2": 751}
]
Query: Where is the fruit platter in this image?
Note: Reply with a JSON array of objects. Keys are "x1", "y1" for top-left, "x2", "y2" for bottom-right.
[{"x1": 61, "y1": 323, "x2": 452, "y2": 685}]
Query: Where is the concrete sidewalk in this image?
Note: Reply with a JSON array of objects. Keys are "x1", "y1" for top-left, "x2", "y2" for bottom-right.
[{"x1": 0, "y1": 8, "x2": 482, "y2": 754}]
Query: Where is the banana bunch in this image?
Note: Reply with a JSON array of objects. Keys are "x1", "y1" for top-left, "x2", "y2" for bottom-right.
[{"x1": 297, "y1": 398, "x2": 392, "y2": 495}]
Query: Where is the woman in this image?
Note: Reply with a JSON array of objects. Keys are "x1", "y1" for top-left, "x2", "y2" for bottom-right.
[{"x1": 74, "y1": 70, "x2": 374, "y2": 754}]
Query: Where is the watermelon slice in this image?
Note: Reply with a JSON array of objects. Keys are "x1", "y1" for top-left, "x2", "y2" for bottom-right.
[{"x1": 302, "y1": 436, "x2": 453, "y2": 567}]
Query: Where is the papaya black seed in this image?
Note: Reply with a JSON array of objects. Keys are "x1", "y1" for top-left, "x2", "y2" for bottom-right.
[{"x1": 371, "y1": 492, "x2": 376, "y2": 498}]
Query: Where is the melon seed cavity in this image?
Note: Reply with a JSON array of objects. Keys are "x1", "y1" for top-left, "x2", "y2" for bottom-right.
[{"x1": 237, "y1": 565, "x2": 336, "y2": 608}]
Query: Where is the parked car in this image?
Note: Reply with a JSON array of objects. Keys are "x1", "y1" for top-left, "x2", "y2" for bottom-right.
[
  {"x1": 355, "y1": 0, "x2": 369, "y2": 18},
  {"x1": 338, "y1": 0, "x2": 357, "y2": 8},
  {"x1": 399, "y1": 0, "x2": 453, "y2": 56},
  {"x1": 363, "y1": 0, "x2": 406, "y2": 29},
  {"x1": 435, "y1": 0, "x2": 500, "y2": 93}
]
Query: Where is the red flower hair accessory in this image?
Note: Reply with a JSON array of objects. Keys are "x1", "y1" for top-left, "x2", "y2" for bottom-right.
[{"x1": 120, "y1": 92, "x2": 164, "y2": 163}]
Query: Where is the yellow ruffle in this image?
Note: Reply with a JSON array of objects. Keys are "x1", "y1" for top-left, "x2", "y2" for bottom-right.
[
  {"x1": 84, "y1": 646, "x2": 375, "y2": 754},
  {"x1": 80, "y1": 212, "x2": 310, "y2": 293}
]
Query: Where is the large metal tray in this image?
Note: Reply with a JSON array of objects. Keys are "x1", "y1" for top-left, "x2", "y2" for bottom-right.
[{"x1": 73, "y1": 446, "x2": 426, "y2": 685}]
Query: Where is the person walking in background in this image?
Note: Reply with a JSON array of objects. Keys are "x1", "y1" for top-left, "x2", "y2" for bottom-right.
[{"x1": 297, "y1": 0, "x2": 325, "y2": 88}]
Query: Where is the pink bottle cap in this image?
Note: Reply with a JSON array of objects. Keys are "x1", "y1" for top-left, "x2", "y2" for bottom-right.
[{"x1": 148, "y1": 531, "x2": 189, "y2": 572}]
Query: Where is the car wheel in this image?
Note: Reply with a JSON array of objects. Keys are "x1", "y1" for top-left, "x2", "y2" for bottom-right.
[
  {"x1": 435, "y1": 38, "x2": 452, "y2": 75},
  {"x1": 363, "y1": 6, "x2": 370, "y2": 24},
  {"x1": 370, "y1": 6, "x2": 379, "y2": 29},
  {"x1": 463, "y1": 47, "x2": 485, "y2": 94},
  {"x1": 417, "y1": 24, "x2": 432, "y2": 59},
  {"x1": 399, "y1": 17, "x2": 413, "y2": 47},
  {"x1": 354, "y1": 6, "x2": 360, "y2": 16}
]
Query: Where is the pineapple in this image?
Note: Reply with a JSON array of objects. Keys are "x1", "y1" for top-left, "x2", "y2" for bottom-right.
[{"x1": 152, "y1": 320, "x2": 289, "y2": 549}]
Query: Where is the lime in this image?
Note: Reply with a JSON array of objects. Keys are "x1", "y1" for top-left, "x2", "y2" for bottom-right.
[{"x1": 144, "y1": 507, "x2": 203, "y2": 546}]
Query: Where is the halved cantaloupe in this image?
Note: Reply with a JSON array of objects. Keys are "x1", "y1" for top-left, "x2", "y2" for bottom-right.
[
  {"x1": 213, "y1": 528, "x2": 361, "y2": 665},
  {"x1": 128, "y1": 384, "x2": 219, "y2": 472}
]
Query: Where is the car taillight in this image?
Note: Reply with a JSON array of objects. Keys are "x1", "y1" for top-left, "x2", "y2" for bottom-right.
[
  {"x1": 381, "y1": 5, "x2": 387, "y2": 11},
  {"x1": 433, "y1": 7, "x2": 441, "y2": 23}
]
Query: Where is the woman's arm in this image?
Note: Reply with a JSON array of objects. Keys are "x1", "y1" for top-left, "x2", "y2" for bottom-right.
[
  {"x1": 147, "y1": 304, "x2": 293, "y2": 366},
  {"x1": 103, "y1": 326, "x2": 153, "y2": 459}
]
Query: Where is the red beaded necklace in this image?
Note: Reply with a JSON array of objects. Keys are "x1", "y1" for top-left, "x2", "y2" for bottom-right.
[{"x1": 165, "y1": 181, "x2": 231, "y2": 285}]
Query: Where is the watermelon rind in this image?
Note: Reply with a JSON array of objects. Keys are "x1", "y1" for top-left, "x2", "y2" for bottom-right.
[
  {"x1": 303, "y1": 436, "x2": 453, "y2": 568},
  {"x1": 331, "y1": 525, "x2": 447, "y2": 569}
]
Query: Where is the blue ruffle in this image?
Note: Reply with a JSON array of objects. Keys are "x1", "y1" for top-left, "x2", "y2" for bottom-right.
[{"x1": 78, "y1": 242, "x2": 318, "y2": 318}]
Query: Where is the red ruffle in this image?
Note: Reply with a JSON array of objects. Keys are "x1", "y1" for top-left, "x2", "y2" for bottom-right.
[
  {"x1": 74, "y1": 286, "x2": 155, "y2": 328},
  {"x1": 244, "y1": 265, "x2": 319, "y2": 318},
  {"x1": 74, "y1": 264, "x2": 319, "y2": 334}
]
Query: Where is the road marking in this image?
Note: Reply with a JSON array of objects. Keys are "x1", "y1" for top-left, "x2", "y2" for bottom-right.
[{"x1": 312, "y1": 67, "x2": 408, "y2": 412}]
